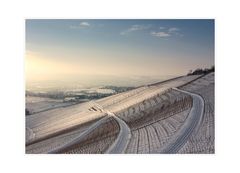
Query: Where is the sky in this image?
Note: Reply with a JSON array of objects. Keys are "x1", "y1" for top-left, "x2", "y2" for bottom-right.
[{"x1": 26, "y1": 19, "x2": 214, "y2": 83}]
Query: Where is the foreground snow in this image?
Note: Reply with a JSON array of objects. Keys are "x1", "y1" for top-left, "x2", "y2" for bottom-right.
[{"x1": 26, "y1": 74, "x2": 214, "y2": 154}]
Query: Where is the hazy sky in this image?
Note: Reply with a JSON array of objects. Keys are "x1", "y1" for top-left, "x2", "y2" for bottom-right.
[{"x1": 26, "y1": 19, "x2": 214, "y2": 82}]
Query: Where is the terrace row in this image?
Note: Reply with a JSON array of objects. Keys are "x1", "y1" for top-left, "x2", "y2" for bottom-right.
[
  {"x1": 125, "y1": 109, "x2": 191, "y2": 153},
  {"x1": 54, "y1": 117, "x2": 120, "y2": 154},
  {"x1": 115, "y1": 89, "x2": 192, "y2": 129}
]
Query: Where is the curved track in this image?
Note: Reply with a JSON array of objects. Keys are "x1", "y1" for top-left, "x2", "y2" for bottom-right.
[
  {"x1": 155, "y1": 87, "x2": 204, "y2": 154},
  {"x1": 48, "y1": 116, "x2": 109, "y2": 153},
  {"x1": 94, "y1": 103, "x2": 131, "y2": 154},
  {"x1": 48, "y1": 102, "x2": 131, "y2": 154},
  {"x1": 105, "y1": 111, "x2": 131, "y2": 154}
]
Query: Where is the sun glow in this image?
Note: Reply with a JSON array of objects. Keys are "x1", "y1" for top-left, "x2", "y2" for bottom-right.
[{"x1": 25, "y1": 51, "x2": 79, "y2": 82}]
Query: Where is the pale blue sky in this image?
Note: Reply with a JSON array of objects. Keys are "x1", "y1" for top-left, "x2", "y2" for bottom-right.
[{"x1": 26, "y1": 19, "x2": 214, "y2": 81}]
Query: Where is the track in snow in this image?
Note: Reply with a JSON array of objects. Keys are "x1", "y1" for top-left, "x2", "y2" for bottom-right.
[{"x1": 154, "y1": 87, "x2": 204, "y2": 153}]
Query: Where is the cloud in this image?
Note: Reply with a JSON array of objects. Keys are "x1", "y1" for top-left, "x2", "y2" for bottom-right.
[
  {"x1": 70, "y1": 22, "x2": 90, "y2": 29},
  {"x1": 168, "y1": 27, "x2": 183, "y2": 36},
  {"x1": 120, "y1": 24, "x2": 151, "y2": 35},
  {"x1": 80, "y1": 22, "x2": 90, "y2": 27},
  {"x1": 120, "y1": 25, "x2": 182, "y2": 38},
  {"x1": 151, "y1": 27, "x2": 182, "y2": 38},
  {"x1": 150, "y1": 31, "x2": 170, "y2": 37},
  {"x1": 168, "y1": 27, "x2": 179, "y2": 32}
]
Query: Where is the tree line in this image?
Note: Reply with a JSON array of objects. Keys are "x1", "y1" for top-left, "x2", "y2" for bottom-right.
[{"x1": 187, "y1": 66, "x2": 214, "y2": 76}]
